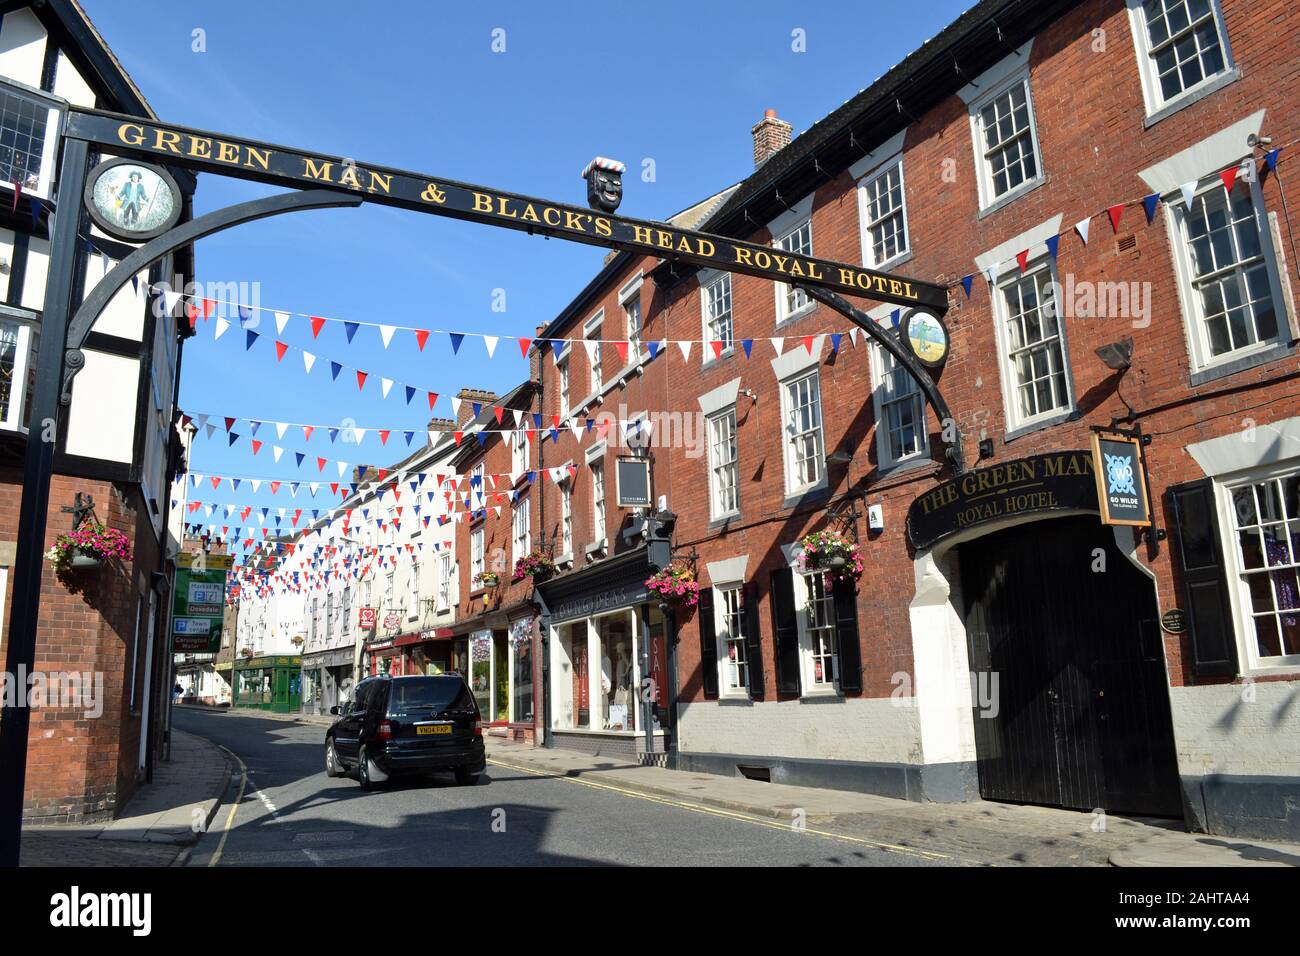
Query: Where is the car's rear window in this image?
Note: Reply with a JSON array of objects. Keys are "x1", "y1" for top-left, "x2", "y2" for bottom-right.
[{"x1": 388, "y1": 677, "x2": 474, "y2": 714}]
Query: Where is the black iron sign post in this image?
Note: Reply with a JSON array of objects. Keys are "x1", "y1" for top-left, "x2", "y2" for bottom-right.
[{"x1": 67, "y1": 109, "x2": 949, "y2": 312}]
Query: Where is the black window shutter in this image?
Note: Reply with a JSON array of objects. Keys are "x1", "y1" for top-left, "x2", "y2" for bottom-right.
[
  {"x1": 832, "y1": 581, "x2": 864, "y2": 694},
  {"x1": 1168, "y1": 479, "x2": 1240, "y2": 677},
  {"x1": 743, "y1": 583, "x2": 765, "y2": 700},
  {"x1": 697, "y1": 586, "x2": 719, "y2": 699},
  {"x1": 769, "y1": 568, "x2": 802, "y2": 695}
]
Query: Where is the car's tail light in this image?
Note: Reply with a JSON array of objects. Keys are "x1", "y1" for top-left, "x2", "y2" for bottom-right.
[
  {"x1": 473, "y1": 720, "x2": 483, "y2": 737},
  {"x1": 377, "y1": 721, "x2": 393, "y2": 741}
]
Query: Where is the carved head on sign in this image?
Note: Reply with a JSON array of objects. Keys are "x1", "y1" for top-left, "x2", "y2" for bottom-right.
[{"x1": 582, "y1": 156, "x2": 625, "y2": 213}]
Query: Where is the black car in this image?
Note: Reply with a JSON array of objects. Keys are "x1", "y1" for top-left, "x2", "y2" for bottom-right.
[{"x1": 325, "y1": 674, "x2": 485, "y2": 789}]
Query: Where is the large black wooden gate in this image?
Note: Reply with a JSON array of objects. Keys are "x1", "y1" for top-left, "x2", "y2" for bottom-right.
[{"x1": 959, "y1": 515, "x2": 1181, "y2": 817}]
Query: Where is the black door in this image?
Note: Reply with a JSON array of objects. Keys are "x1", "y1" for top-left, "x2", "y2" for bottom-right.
[{"x1": 959, "y1": 516, "x2": 1182, "y2": 816}]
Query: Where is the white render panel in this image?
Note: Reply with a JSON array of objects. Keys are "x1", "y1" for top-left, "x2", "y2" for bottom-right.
[
  {"x1": 64, "y1": 348, "x2": 138, "y2": 463},
  {"x1": 85, "y1": 253, "x2": 147, "y2": 340},
  {"x1": 1186, "y1": 415, "x2": 1300, "y2": 478},
  {"x1": 677, "y1": 696, "x2": 922, "y2": 765},
  {"x1": 1138, "y1": 111, "x2": 1265, "y2": 195},
  {"x1": 52, "y1": 50, "x2": 95, "y2": 107},
  {"x1": 0, "y1": 10, "x2": 47, "y2": 88},
  {"x1": 1169, "y1": 682, "x2": 1300, "y2": 778},
  {"x1": 20, "y1": 236, "x2": 48, "y2": 312}
]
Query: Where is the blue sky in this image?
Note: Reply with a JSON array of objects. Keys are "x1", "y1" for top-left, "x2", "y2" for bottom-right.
[{"x1": 81, "y1": 0, "x2": 971, "y2": 548}]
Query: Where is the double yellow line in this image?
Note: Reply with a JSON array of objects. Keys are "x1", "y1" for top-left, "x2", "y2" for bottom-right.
[
  {"x1": 486, "y1": 757, "x2": 953, "y2": 863},
  {"x1": 208, "y1": 744, "x2": 249, "y2": 867}
]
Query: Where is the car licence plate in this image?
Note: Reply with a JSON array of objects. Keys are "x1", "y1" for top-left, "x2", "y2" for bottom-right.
[{"x1": 416, "y1": 725, "x2": 452, "y2": 735}]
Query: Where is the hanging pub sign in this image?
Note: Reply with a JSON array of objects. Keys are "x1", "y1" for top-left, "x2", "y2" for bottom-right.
[
  {"x1": 1090, "y1": 431, "x2": 1152, "y2": 527},
  {"x1": 172, "y1": 551, "x2": 230, "y2": 654},
  {"x1": 358, "y1": 607, "x2": 377, "y2": 631},
  {"x1": 616, "y1": 456, "x2": 652, "y2": 508},
  {"x1": 907, "y1": 450, "x2": 1098, "y2": 550},
  {"x1": 83, "y1": 157, "x2": 182, "y2": 242},
  {"x1": 900, "y1": 308, "x2": 950, "y2": 368}
]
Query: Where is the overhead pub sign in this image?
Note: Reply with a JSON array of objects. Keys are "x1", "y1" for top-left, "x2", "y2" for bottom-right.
[
  {"x1": 1090, "y1": 430, "x2": 1152, "y2": 527},
  {"x1": 172, "y1": 551, "x2": 231, "y2": 654}
]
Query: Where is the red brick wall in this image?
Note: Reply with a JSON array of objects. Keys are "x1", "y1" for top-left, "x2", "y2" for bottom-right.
[
  {"x1": 532, "y1": 0, "x2": 1300, "y2": 713},
  {"x1": 0, "y1": 467, "x2": 164, "y2": 821}
]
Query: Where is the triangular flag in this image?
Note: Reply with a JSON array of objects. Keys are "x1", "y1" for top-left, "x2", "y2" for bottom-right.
[
  {"x1": 676, "y1": 339, "x2": 692, "y2": 361},
  {"x1": 1180, "y1": 180, "x2": 1199, "y2": 209},
  {"x1": 449, "y1": 332, "x2": 464, "y2": 354},
  {"x1": 960, "y1": 275, "x2": 974, "y2": 298},
  {"x1": 310, "y1": 315, "x2": 326, "y2": 338},
  {"x1": 1107, "y1": 204, "x2": 1125, "y2": 232},
  {"x1": 1143, "y1": 194, "x2": 1159, "y2": 223},
  {"x1": 343, "y1": 321, "x2": 360, "y2": 343},
  {"x1": 381, "y1": 377, "x2": 394, "y2": 398},
  {"x1": 741, "y1": 339, "x2": 753, "y2": 358},
  {"x1": 275, "y1": 340, "x2": 288, "y2": 361},
  {"x1": 1015, "y1": 249, "x2": 1030, "y2": 273},
  {"x1": 214, "y1": 317, "x2": 231, "y2": 340},
  {"x1": 1220, "y1": 166, "x2": 1238, "y2": 194},
  {"x1": 378, "y1": 324, "x2": 396, "y2": 348},
  {"x1": 1046, "y1": 235, "x2": 1060, "y2": 261},
  {"x1": 1074, "y1": 217, "x2": 1091, "y2": 245},
  {"x1": 356, "y1": 370, "x2": 368, "y2": 391},
  {"x1": 482, "y1": 335, "x2": 498, "y2": 358},
  {"x1": 274, "y1": 311, "x2": 290, "y2": 334},
  {"x1": 302, "y1": 351, "x2": 316, "y2": 374},
  {"x1": 614, "y1": 341, "x2": 629, "y2": 364},
  {"x1": 516, "y1": 337, "x2": 531, "y2": 357},
  {"x1": 770, "y1": 337, "x2": 784, "y2": 357},
  {"x1": 414, "y1": 329, "x2": 430, "y2": 351}
]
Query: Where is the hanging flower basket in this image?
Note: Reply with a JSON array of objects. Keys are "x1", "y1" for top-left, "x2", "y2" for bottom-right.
[
  {"x1": 798, "y1": 529, "x2": 863, "y2": 587},
  {"x1": 645, "y1": 561, "x2": 700, "y2": 608},
  {"x1": 473, "y1": 570, "x2": 499, "y2": 589},
  {"x1": 512, "y1": 550, "x2": 556, "y2": 583},
  {"x1": 46, "y1": 522, "x2": 132, "y2": 577},
  {"x1": 239, "y1": 647, "x2": 255, "y2": 659}
]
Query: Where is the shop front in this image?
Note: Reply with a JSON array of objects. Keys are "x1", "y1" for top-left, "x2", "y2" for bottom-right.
[
  {"x1": 232, "y1": 655, "x2": 302, "y2": 713},
  {"x1": 300, "y1": 646, "x2": 353, "y2": 716},
  {"x1": 538, "y1": 549, "x2": 669, "y2": 759},
  {"x1": 459, "y1": 611, "x2": 539, "y2": 743}
]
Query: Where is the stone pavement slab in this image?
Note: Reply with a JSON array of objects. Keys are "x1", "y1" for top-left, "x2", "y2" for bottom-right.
[
  {"x1": 99, "y1": 729, "x2": 231, "y2": 846},
  {"x1": 21, "y1": 729, "x2": 231, "y2": 866},
  {"x1": 485, "y1": 740, "x2": 1300, "y2": 867}
]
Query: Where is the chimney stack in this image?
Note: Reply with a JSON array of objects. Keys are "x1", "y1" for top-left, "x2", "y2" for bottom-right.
[
  {"x1": 455, "y1": 387, "x2": 497, "y2": 428},
  {"x1": 751, "y1": 109, "x2": 792, "y2": 168}
]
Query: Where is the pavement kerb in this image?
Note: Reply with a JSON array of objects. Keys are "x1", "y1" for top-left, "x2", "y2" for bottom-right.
[{"x1": 486, "y1": 750, "x2": 848, "y2": 827}]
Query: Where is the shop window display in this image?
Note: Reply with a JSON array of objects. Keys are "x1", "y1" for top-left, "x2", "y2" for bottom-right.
[{"x1": 597, "y1": 615, "x2": 636, "y2": 731}]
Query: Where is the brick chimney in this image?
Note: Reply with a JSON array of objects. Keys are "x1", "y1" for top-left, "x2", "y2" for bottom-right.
[
  {"x1": 751, "y1": 109, "x2": 792, "y2": 168},
  {"x1": 426, "y1": 417, "x2": 455, "y2": 445},
  {"x1": 455, "y1": 387, "x2": 497, "y2": 427}
]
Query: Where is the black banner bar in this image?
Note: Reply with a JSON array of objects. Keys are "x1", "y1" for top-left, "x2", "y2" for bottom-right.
[{"x1": 65, "y1": 109, "x2": 949, "y2": 312}]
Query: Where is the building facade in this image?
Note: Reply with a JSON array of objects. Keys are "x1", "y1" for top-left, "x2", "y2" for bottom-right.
[
  {"x1": 528, "y1": 0, "x2": 1299, "y2": 839},
  {"x1": 0, "y1": 0, "x2": 194, "y2": 822}
]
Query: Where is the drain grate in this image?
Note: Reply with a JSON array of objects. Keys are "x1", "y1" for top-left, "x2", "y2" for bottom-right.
[{"x1": 292, "y1": 830, "x2": 357, "y2": 846}]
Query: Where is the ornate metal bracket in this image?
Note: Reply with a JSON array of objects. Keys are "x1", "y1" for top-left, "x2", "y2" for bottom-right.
[
  {"x1": 797, "y1": 284, "x2": 966, "y2": 474},
  {"x1": 59, "y1": 491, "x2": 95, "y2": 529},
  {"x1": 61, "y1": 188, "x2": 364, "y2": 405}
]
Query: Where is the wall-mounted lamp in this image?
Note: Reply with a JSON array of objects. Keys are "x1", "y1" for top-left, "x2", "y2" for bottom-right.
[{"x1": 1094, "y1": 336, "x2": 1133, "y2": 371}]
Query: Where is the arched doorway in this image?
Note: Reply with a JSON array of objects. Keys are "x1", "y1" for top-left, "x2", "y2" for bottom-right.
[{"x1": 958, "y1": 514, "x2": 1181, "y2": 816}]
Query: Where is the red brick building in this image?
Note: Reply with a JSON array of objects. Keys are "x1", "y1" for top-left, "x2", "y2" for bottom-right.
[
  {"x1": 448, "y1": 382, "x2": 543, "y2": 743},
  {"x1": 526, "y1": 0, "x2": 1300, "y2": 839}
]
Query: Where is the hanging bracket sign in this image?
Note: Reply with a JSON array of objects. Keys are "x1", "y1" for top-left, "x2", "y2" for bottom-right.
[{"x1": 1090, "y1": 430, "x2": 1152, "y2": 527}]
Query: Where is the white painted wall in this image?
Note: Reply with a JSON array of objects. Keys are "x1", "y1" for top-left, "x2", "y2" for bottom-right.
[
  {"x1": 1169, "y1": 682, "x2": 1300, "y2": 778},
  {"x1": 63, "y1": 348, "x2": 138, "y2": 462},
  {"x1": 0, "y1": 9, "x2": 46, "y2": 88},
  {"x1": 677, "y1": 697, "x2": 922, "y2": 765}
]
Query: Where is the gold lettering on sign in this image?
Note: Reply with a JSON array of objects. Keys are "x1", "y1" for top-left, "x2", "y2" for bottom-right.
[
  {"x1": 471, "y1": 192, "x2": 493, "y2": 213},
  {"x1": 366, "y1": 171, "x2": 392, "y2": 194},
  {"x1": 594, "y1": 217, "x2": 612, "y2": 237},
  {"x1": 188, "y1": 137, "x2": 212, "y2": 159},
  {"x1": 421, "y1": 182, "x2": 447, "y2": 204},
  {"x1": 246, "y1": 147, "x2": 271, "y2": 172},
  {"x1": 215, "y1": 141, "x2": 240, "y2": 164},
  {"x1": 543, "y1": 207, "x2": 562, "y2": 227},
  {"x1": 118, "y1": 123, "x2": 147, "y2": 147},
  {"x1": 153, "y1": 129, "x2": 183, "y2": 154},
  {"x1": 337, "y1": 165, "x2": 362, "y2": 189},
  {"x1": 303, "y1": 158, "x2": 334, "y2": 182}
]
